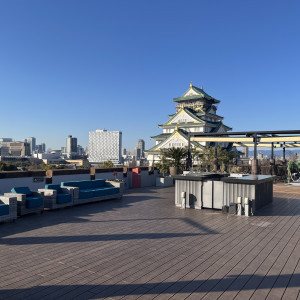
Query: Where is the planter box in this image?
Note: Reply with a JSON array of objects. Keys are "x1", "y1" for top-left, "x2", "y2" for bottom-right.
[{"x1": 156, "y1": 177, "x2": 174, "y2": 187}]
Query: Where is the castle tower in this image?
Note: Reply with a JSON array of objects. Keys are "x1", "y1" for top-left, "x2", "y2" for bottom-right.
[{"x1": 146, "y1": 83, "x2": 232, "y2": 165}]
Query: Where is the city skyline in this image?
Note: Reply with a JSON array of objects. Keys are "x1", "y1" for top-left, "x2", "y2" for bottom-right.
[{"x1": 1, "y1": 1, "x2": 299, "y2": 150}]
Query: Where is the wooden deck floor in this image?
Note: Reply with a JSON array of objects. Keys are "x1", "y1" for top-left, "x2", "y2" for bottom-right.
[{"x1": 0, "y1": 184, "x2": 299, "y2": 299}]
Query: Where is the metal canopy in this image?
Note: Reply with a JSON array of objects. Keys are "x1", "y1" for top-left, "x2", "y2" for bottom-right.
[
  {"x1": 189, "y1": 130, "x2": 300, "y2": 148},
  {"x1": 189, "y1": 129, "x2": 300, "y2": 137},
  {"x1": 186, "y1": 130, "x2": 300, "y2": 175}
]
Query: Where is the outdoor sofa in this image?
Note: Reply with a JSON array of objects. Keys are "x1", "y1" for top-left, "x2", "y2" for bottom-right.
[
  {"x1": 0, "y1": 195, "x2": 17, "y2": 223},
  {"x1": 61, "y1": 179, "x2": 123, "y2": 205},
  {"x1": 5, "y1": 187, "x2": 44, "y2": 216},
  {"x1": 38, "y1": 184, "x2": 74, "y2": 210}
]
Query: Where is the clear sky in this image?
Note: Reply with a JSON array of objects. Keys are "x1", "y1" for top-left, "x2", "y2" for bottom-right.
[{"x1": 0, "y1": 0, "x2": 299, "y2": 151}]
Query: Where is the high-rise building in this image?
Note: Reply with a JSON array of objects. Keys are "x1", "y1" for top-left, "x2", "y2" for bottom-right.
[
  {"x1": 134, "y1": 147, "x2": 141, "y2": 159},
  {"x1": 137, "y1": 139, "x2": 145, "y2": 158},
  {"x1": 27, "y1": 137, "x2": 36, "y2": 153},
  {"x1": 36, "y1": 143, "x2": 46, "y2": 153},
  {"x1": 66, "y1": 135, "x2": 77, "y2": 158},
  {"x1": 88, "y1": 129, "x2": 122, "y2": 164},
  {"x1": 26, "y1": 137, "x2": 36, "y2": 155},
  {"x1": 121, "y1": 148, "x2": 126, "y2": 156},
  {"x1": 77, "y1": 145, "x2": 85, "y2": 155}
]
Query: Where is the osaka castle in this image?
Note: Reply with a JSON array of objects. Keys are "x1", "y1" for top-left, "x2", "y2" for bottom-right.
[{"x1": 146, "y1": 83, "x2": 233, "y2": 165}]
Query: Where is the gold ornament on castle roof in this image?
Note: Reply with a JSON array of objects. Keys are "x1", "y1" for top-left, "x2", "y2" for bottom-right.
[{"x1": 195, "y1": 105, "x2": 204, "y2": 112}]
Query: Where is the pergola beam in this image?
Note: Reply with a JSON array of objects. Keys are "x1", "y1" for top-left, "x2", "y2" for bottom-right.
[
  {"x1": 191, "y1": 136, "x2": 300, "y2": 143},
  {"x1": 233, "y1": 143, "x2": 283, "y2": 148},
  {"x1": 187, "y1": 129, "x2": 300, "y2": 175}
]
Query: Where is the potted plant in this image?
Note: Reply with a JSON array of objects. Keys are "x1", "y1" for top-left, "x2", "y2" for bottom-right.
[
  {"x1": 161, "y1": 147, "x2": 188, "y2": 175},
  {"x1": 287, "y1": 160, "x2": 294, "y2": 184},
  {"x1": 155, "y1": 155, "x2": 170, "y2": 177}
]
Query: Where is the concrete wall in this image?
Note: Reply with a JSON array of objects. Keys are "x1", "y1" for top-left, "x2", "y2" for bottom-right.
[
  {"x1": 95, "y1": 171, "x2": 130, "y2": 190},
  {"x1": 141, "y1": 170, "x2": 159, "y2": 187},
  {"x1": 0, "y1": 177, "x2": 46, "y2": 195},
  {"x1": 0, "y1": 168, "x2": 159, "y2": 194},
  {"x1": 52, "y1": 174, "x2": 91, "y2": 185}
]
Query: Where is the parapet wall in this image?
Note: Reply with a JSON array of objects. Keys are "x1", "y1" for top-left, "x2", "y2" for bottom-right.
[{"x1": 0, "y1": 167, "x2": 159, "y2": 194}]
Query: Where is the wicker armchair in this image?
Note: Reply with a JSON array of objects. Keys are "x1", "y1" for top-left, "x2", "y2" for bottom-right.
[
  {"x1": 0, "y1": 196, "x2": 17, "y2": 223},
  {"x1": 38, "y1": 184, "x2": 74, "y2": 210},
  {"x1": 5, "y1": 186, "x2": 44, "y2": 216}
]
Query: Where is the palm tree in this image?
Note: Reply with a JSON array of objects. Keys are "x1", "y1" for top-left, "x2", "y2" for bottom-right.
[{"x1": 161, "y1": 147, "x2": 188, "y2": 174}]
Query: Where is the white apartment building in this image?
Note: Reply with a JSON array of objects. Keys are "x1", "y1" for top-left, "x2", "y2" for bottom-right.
[{"x1": 88, "y1": 129, "x2": 122, "y2": 164}]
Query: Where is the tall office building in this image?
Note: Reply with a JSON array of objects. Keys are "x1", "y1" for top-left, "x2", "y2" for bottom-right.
[
  {"x1": 36, "y1": 143, "x2": 46, "y2": 153},
  {"x1": 137, "y1": 139, "x2": 145, "y2": 158},
  {"x1": 27, "y1": 137, "x2": 36, "y2": 155},
  {"x1": 134, "y1": 147, "x2": 141, "y2": 160},
  {"x1": 77, "y1": 145, "x2": 85, "y2": 155},
  {"x1": 88, "y1": 129, "x2": 122, "y2": 164},
  {"x1": 66, "y1": 135, "x2": 77, "y2": 158}
]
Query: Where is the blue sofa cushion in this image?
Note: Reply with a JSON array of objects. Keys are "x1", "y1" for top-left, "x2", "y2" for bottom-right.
[
  {"x1": 93, "y1": 187, "x2": 119, "y2": 197},
  {"x1": 61, "y1": 181, "x2": 80, "y2": 188},
  {"x1": 0, "y1": 204, "x2": 9, "y2": 216},
  {"x1": 90, "y1": 179, "x2": 106, "y2": 188},
  {"x1": 56, "y1": 193, "x2": 72, "y2": 204},
  {"x1": 60, "y1": 180, "x2": 119, "y2": 200},
  {"x1": 26, "y1": 197, "x2": 43, "y2": 209},
  {"x1": 11, "y1": 186, "x2": 32, "y2": 196},
  {"x1": 61, "y1": 181, "x2": 93, "y2": 189},
  {"x1": 79, "y1": 180, "x2": 93, "y2": 188},
  {"x1": 45, "y1": 184, "x2": 61, "y2": 192},
  {"x1": 79, "y1": 189, "x2": 94, "y2": 199}
]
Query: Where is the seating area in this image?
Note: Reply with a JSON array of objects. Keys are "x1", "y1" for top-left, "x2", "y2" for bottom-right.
[
  {"x1": 38, "y1": 184, "x2": 74, "y2": 210},
  {"x1": 0, "y1": 179, "x2": 123, "y2": 223},
  {"x1": 0, "y1": 195, "x2": 17, "y2": 223},
  {"x1": 61, "y1": 179, "x2": 123, "y2": 205},
  {"x1": 5, "y1": 186, "x2": 44, "y2": 216}
]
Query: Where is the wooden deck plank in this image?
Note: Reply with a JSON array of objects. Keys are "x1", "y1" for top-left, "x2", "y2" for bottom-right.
[
  {"x1": 266, "y1": 241, "x2": 300, "y2": 300},
  {"x1": 281, "y1": 257, "x2": 300, "y2": 300},
  {"x1": 0, "y1": 186, "x2": 300, "y2": 299}
]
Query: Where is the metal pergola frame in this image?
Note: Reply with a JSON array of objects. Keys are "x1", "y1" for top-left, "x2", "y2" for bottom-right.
[{"x1": 186, "y1": 130, "x2": 300, "y2": 174}]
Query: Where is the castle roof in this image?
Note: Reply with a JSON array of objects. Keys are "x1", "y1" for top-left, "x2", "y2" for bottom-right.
[
  {"x1": 147, "y1": 130, "x2": 203, "y2": 153},
  {"x1": 158, "y1": 107, "x2": 226, "y2": 129},
  {"x1": 173, "y1": 83, "x2": 220, "y2": 104}
]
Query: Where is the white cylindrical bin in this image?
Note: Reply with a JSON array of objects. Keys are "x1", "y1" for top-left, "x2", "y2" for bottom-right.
[
  {"x1": 181, "y1": 192, "x2": 186, "y2": 209},
  {"x1": 244, "y1": 197, "x2": 249, "y2": 216},
  {"x1": 237, "y1": 197, "x2": 242, "y2": 216}
]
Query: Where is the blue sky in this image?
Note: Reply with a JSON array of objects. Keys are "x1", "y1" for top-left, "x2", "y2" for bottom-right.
[{"x1": 0, "y1": 0, "x2": 299, "y2": 151}]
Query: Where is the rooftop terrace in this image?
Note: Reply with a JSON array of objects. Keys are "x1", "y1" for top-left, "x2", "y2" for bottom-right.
[{"x1": 0, "y1": 185, "x2": 299, "y2": 299}]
